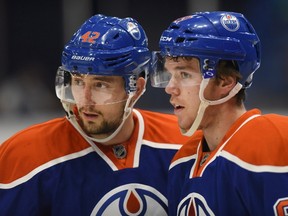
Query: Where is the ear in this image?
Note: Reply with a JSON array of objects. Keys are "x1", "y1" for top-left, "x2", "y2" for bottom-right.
[
  {"x1": 132, "y1": 77, "x2": 146, "y2": 101},
  {"x1": 219, "y1": 75, "x2": 237, "y2": 92}
]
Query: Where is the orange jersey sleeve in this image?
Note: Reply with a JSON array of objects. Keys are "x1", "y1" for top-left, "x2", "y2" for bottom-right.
[{"x1": 0, "y1": 117, "x2": 90, "y2": 184}]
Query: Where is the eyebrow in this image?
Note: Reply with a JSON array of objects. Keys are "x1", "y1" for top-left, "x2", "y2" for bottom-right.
[
  {"x1": 164, "y1": 65, "x2": 192, "y2": 71},
  {"x1": 72, "y1": 74, "x2": 118, "y2": 82}
]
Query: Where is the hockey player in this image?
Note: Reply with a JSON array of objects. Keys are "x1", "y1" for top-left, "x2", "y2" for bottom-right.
[
  {"x1": 0, "y1": 14, "x2": 189, "y2": 215},
  {"x1": 151, "y1": 11, "x2": 288, "y2": 215}
]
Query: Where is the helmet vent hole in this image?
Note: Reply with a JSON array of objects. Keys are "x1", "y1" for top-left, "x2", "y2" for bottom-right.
[
  {"x1": 186, "y1": 38, "x2": 197, "y2": 42},
  {"x1": 104, "y1": 53, "x2": 130, "y2": 66},
  {"x1": 184, "y1": 29, "x2": 193, "y2": 34},
  {"x1": 175, "y1": 37, "x2": 185, "y2": 43},
  {"x1": 113, "y1": 33, "x2": 120, "y2": 40}
]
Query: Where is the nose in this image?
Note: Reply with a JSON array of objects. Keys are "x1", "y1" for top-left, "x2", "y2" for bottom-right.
[
  {"x1": 165, "y1": 78, "x2": 180, "y2": 96},
  {"x1": 82, "y1": 85, "x2": 95, "y2": 105}
]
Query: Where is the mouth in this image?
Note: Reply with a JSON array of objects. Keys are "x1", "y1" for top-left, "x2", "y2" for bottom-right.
[
  {"x1": 81, "y1": 111, "x2": 100, "y2": 121},
  {"x1": 172, "y1": 103, "x2": 185, "y2": 114}
]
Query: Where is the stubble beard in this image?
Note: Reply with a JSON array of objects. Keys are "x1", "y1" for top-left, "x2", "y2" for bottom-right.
[
  {"x1": 78, "y1": 108, "x2": 125, "y2": 138},
  {"x1": 83, "y1": 118, "x2": 122, "y2": 137}
]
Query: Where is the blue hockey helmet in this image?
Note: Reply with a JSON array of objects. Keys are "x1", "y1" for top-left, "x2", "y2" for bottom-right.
[
  {"x1": 59, "y1": 14, "x2": 151, "y2": 94},
  {"x1": 158, "y1": 11, "x2": 261, "y2": 88}
]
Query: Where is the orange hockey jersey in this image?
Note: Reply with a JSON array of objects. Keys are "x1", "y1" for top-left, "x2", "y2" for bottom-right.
[
  {"x1": 168, "y1": 109, "x2": 288, "y2": 216},
  {"x1": 0, "y1": 109, "x2": 189, "y2": 215}
]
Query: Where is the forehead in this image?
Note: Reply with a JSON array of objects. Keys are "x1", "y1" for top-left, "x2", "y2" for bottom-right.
[
  {"x1": 164, "y1": 57, "x2": 200, "y2": 71},
  {"x1": 72, "y1": 73, "x2": 124, "y2": 82}
]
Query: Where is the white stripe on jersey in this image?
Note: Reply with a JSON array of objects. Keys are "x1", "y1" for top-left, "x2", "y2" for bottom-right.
[{"x1": 0, "y1": 147, "x2": 94, "y2": 189}]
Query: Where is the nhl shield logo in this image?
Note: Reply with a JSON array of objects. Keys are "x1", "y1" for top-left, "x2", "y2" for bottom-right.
[
  {"x1": 112, "y1": 144, "x2": 127, "y2": 159},
  {"x1": 90, "y1": 183, "x2": 167, "y2": 216}
]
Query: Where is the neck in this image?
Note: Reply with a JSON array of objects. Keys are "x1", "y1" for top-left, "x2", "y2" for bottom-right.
[{"x1": 201, "y1": 101, "x2": 246, "y2": 151}]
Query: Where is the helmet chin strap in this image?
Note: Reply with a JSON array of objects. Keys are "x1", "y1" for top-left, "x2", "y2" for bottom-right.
[
  {"x1": 64, "y1": 92, "x2": 136, "y2": 144},
  {"x1": 181, "y1": 78, "x2": 243, "y2": 137}
]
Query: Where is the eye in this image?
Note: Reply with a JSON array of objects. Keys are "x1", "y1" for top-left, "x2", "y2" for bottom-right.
[
  {"x1": 93, "y1": 81, "x2": 109, "y2": 89},
  {"x1": 73, "y1": 78, "x2": 85, "y2": 86},
  {"x1": 180, "y1": 71, "x2": 192, "y2": 79}
]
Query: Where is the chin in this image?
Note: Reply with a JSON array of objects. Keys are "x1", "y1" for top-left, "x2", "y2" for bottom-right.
[{"x1": 178, "y1": 119, "x2": 192, "y2": 130}]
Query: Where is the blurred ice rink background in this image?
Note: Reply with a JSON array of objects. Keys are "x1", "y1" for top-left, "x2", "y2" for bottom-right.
[{"x1": 1, "y1": 112, "x2": 62, "y2": 143}]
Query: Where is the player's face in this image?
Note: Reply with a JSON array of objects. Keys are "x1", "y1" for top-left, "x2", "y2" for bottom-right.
[
  {"x1": 164, "y1": 57, "x2": 202, "y2": 131},
  {"x1": 71, "y1": 74, "x2": 128, "y2": 139}
]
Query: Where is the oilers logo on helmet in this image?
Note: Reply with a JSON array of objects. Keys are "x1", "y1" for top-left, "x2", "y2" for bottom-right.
[
  {"x1": 90, "y1": 184, "x2": 167, "y2": 216},
  {"x1": 220, "y1": 14, "x2": 240, "y2": 32},
  {"x1": 127, "y1": 22, "x2": 141, "y2": 40}
]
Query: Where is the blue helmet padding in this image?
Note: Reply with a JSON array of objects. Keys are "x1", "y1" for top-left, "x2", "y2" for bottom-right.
[
  {"x1": 159, "y1": 11, "x2": 261, "y2": 88},
  {"x1": 61, "y1": 14, "x2": 151, "y2": 93}
]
